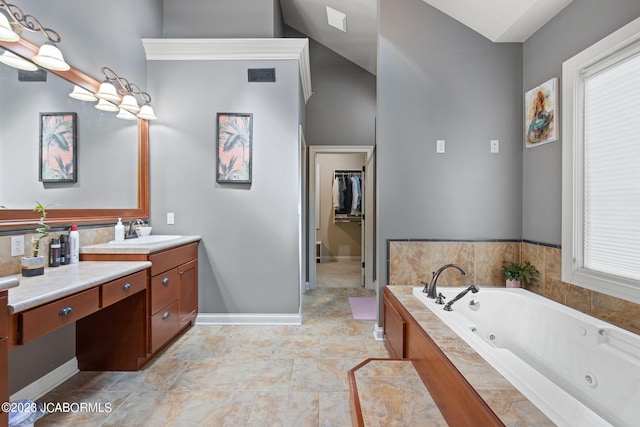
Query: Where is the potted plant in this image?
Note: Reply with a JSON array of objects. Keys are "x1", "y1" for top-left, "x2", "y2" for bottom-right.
[
  {"x1": 501, "y1": 261, "x2": 538, "y2": 288},
  {"x1": 21, "y1": 201, "x2": 49, "y2": 277}
]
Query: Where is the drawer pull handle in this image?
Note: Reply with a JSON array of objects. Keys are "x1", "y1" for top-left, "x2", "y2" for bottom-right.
[
  {"x1": 59, "y1": 306, "x2": 73, "y2": 317},
  {"x1": 179, "y1": 271, "x2": 185, "y2": 277},
  {"x1": 123, "y1": 283, "x2": 132, "y2": 290},
  {"x1": 162, "y1": 311, "x2": 170, "y2": 320},
  {"x1": 162, "y1": 277, "x2": 170, "y2": 286}
]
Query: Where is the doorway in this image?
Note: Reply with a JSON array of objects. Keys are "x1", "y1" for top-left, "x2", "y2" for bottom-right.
[{"x1": 307, "y1": 146, "x2": 375, "y2": 291}]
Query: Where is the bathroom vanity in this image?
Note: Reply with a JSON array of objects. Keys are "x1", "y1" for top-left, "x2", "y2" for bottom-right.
[{"x1": 80, "y1": 236, "x2": 200, "y2": 358}]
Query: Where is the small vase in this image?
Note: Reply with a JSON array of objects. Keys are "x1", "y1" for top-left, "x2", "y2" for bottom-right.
[
  {"x1": 21, "y1": 256, "x2": 45, "y2": 277},
  {"x1": 506, "y1": 280, "x2": 521, "y2": 288}
]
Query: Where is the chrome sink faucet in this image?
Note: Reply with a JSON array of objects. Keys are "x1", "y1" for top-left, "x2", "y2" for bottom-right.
[
  {"x1": 125, "y1": 219, "x2": 144, "y2": 239},
  {"x1": 422, "y1": 264, "x2": 467, "y2": 303},
  {"x1": 443, "y1": 285, "x2": 479, "y2": 311}
]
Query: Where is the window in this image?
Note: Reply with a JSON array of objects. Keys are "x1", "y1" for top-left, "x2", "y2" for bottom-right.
[{"x1": 562, "y1": 17, "x2": 640, "y2": 304}]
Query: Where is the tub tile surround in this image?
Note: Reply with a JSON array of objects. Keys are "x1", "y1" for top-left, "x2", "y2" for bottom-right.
[
  {"x1": 0, "y1": 226, "x2": 113, "y2": 276},
  {"x1": 389, "y1": 240, "x2": 640, "y2": 335}
]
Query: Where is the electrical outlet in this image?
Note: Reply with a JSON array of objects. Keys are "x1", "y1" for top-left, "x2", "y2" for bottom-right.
[
  {"x1": 491, "y1": 139, "x2": 500, "y2": 153},
  {"x1": 167, "y1": 212, "x2": 175, "y2": 225},
  {"x1": 11, "y1": 235, "x2": 24, "y2": 256},
  {"x1": 436, "y1": 140, "x2": 445, "y2": 154}
]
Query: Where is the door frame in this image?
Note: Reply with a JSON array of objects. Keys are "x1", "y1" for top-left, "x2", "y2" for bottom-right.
[{"x1": 307, "y1": 145, "x2": 375, "y2": 291}]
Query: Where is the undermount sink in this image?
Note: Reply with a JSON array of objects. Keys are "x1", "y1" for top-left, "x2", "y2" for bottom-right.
[{"x1": 108, "y1": 235, "x2": 182, "y2": 245}]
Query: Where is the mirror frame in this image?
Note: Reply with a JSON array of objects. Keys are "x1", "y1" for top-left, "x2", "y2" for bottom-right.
[{"x1": 0, "y1": 37, "x2": 149, "y2": 229}]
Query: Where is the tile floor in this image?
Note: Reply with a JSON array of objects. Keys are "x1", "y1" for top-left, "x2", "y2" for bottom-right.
[{"x1": 35, "y1": 286, "x2": 387, "y2": 426}]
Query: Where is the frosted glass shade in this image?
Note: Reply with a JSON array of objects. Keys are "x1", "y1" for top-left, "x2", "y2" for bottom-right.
[
  {"x1": 0, "y1": 13, "x2": 19, "y2": 42},
  {"x1": 0, "y1": 50, "x2": 38, "y2": 71},
  {"x1": 137, "y1": 104, "x2": 157, "y2": 120},
  {"x1": 116, "y1": 108, "x2": 137, "y2": 120},
  {"x1": 69, "y1": 85, "x2": 97, "y2": 102},
  {"x1": 32, "y1": 43, "x2": 70, "y2": 71},
  {"x1": 119, "y1": 94, "x2": 140, "y2": 113},
  {"x1": 95, "y1": 98, "x2": 119, "y2": 112},
  {"x1": 95, "y1": 82, "x2": 121, "y2": 103}
]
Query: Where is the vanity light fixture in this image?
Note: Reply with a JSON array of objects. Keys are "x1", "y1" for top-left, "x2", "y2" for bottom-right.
[
  {"x1": 0, "y1": 0, "x2": 70, "y2": 71},
  {"x1": 96, "y1": 67, "x2": 157, "y2": 120}
]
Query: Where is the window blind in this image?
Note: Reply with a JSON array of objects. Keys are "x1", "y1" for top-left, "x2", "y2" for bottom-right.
[{"x1": 583, "y1": 52, "x2": 640, "y2": 281}]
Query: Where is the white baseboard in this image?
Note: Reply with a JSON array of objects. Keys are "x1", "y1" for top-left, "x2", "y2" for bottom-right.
[
  {"x1": 372, "y1": 323, "x2": 384, "y2": 341},
  {"x1": 196, "y1": 313, "x2": 302, "y2": 326},
  {"x1": 10, "y1": 358, "x2": 78, "y2": 402}
]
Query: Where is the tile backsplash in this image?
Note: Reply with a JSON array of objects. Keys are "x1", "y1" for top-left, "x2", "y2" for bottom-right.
[
  {"x1": 388, "y1": 239, "x2": 640, "y2": 335},
  {"x1": 0, "y1": 226, "x2": 113, "y2": 276}
]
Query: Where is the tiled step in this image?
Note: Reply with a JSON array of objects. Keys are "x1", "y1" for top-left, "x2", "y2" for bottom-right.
[{"x1": 348, "y1": 358, "x2": 447, "y2": 427}]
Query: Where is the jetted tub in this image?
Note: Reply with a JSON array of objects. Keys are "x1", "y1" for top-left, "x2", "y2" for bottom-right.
[{"x1": 412, "y1": 287, "x2": 640, "y2": 427}]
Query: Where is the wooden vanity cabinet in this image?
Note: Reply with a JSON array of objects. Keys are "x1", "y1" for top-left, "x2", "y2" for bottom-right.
[
  {"x1": 383, "y1": 290, "x2": 406, "y2": 358},
  {"x1": 148, "y1": 243, "x2": 198, "y2": 353},
  {"x1": 82, "y1": 241, "x2": 199, "y2": 357},
  {"x1": 0, "y1": 291, "x2": 8, "y2": 427}
]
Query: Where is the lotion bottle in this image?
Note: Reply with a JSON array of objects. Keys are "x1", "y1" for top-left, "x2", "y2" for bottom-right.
[
  {"x1": 115, "y1": 218, "x2": 125, "y2": 242},
  {"x1": 69, "y1": 225, "x2": 80, "y2": 264}
]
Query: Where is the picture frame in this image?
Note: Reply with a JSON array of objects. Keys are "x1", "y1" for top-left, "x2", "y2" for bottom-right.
[
  {"x1": 39, "y1": 112, "x2": 77, "y2": 183},
  {"x1": 216, "y1": 112, "x2": 253, "y2": 183},
  {"x1": 525, "y1": 77, "x2": 558, "y2": 148}
]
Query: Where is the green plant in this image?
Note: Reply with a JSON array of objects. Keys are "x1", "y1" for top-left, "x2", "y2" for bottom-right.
[
  {"x1": 501, "y1": 261, "x2": 538, "y2": 284},
  {"x1": 32, "y1": 201, "x2": 50, "y2": 257}
]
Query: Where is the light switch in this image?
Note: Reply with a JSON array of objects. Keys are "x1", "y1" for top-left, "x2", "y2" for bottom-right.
[
  {"x1": 436, "y1": 140, "x2": 445, "y2": 154},
  {"x1": 491, "y1": 139, "x2": 499, "y2": 153}
]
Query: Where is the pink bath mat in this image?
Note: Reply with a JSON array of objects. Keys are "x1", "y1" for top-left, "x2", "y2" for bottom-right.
[{"x1": 348, "y1": 297, "x2": 376, "y2": 320}]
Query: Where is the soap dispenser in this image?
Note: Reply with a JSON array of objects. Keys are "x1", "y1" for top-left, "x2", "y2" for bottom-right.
[{"x1": 115, "y1": 218, "x2": 125, "y2": 242}]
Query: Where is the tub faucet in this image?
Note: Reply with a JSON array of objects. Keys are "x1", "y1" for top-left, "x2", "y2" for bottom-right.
[
  {"x1": 423, "y1": 264, "x2": 467, "y2": 302},
  {"x1": 443, "y1": 285, "x2": 479, "y2": 311}
]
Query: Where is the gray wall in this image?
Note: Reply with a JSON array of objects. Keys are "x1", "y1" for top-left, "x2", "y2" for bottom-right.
[
  {"x1": 6, "y1": 0, "x2": 162, "y2": 394},
  {"x1": 522, "y1": 0, "x2": 640, "y2": 245},
  {"x1": 146, "y1": 58, "x2": 302, "y2": 314},
  {"x1": 303, "y1": 37, "x2": 376, "y2": 146},
  {"x1": 377, "y1": 0, "x2": 523, "y2": 290},
  {"x1": 163, "y1": 0, "x2": 281, "y2": 38}
]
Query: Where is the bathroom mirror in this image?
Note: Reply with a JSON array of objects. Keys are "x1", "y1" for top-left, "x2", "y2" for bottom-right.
[{"x1": 0, "y1": 38, "x2": 149, "y2": 228}]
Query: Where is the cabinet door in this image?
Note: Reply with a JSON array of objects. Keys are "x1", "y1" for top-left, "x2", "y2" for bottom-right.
[
  {"x1": 178, "y1": 259, "x2": 198, "y2": 327},
  {"x1": 383, "y1": 292, "x2": 406, "y2": 358}
]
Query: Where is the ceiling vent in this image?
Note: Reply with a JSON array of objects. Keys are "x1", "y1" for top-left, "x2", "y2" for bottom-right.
[
  {"x1": 248, "y1": 68, "x2": 276, "y2": 83},
  {"x1": 326, "y1": 6, "x2": 347, "y2": 32}
]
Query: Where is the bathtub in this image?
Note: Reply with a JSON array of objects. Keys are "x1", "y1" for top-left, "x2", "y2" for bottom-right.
[{"x1": 412, "y1": 286, "x2": 640, "y2": 427}]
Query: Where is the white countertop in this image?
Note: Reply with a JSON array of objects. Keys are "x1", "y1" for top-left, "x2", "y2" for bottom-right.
[
  {"x1": 6, "y1": 261, "x2": 151, "y2": 314},
  {"x1": 0, "y1": 277, "x2": 19, "y2": 292},
  {"x1": 80, "y1": 235, "x2": 201, "y2": 255}
]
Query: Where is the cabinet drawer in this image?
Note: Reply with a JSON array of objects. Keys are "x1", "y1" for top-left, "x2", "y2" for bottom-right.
[
  {"x1": 150, "y1": 268, "x2": 179, "y2": 314},
  {"x1": 20, "y1": 288, "x2": 100, "y2": 344},
  {"x1": 149, "y1": 243, "x2": 198, "y2": 276},
  {"x1": 102, "y1": 270, "x2": 147, "y2": 308},
  {"x1": 150, "y1": 300, "x2": 180, "y2": 353}
]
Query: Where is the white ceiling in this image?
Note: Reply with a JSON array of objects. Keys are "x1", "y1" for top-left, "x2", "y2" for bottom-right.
[{"x1": 280, "y1": 0, "x2": 574, "y2": 75}]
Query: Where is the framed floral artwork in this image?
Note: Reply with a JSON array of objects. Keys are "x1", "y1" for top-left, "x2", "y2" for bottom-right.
[
  {"x1": 525, "y1": 78, "x2": 558, "y2": 148},
  {"x1": 39, "y1": 112, "x2": 77, "y2": 182},
  {"x1": 216, "y1": 112, "x2": 253, "y2": 183}
]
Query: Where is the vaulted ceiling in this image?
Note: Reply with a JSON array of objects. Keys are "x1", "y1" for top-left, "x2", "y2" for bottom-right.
[{"x1": 279, "y1": 0, "x2": 574, "y2": 75}]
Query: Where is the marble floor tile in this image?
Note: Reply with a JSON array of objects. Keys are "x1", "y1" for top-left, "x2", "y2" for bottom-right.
[
  {"x1": 246, "y1": 392, "x2": 319, "y2": 427},
  {"x1": 289, "y1": 358, "x2": 350, "y2": 392},
  {"x1": 32, "y1": 287, "x2": 379, "y2": 426}
]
